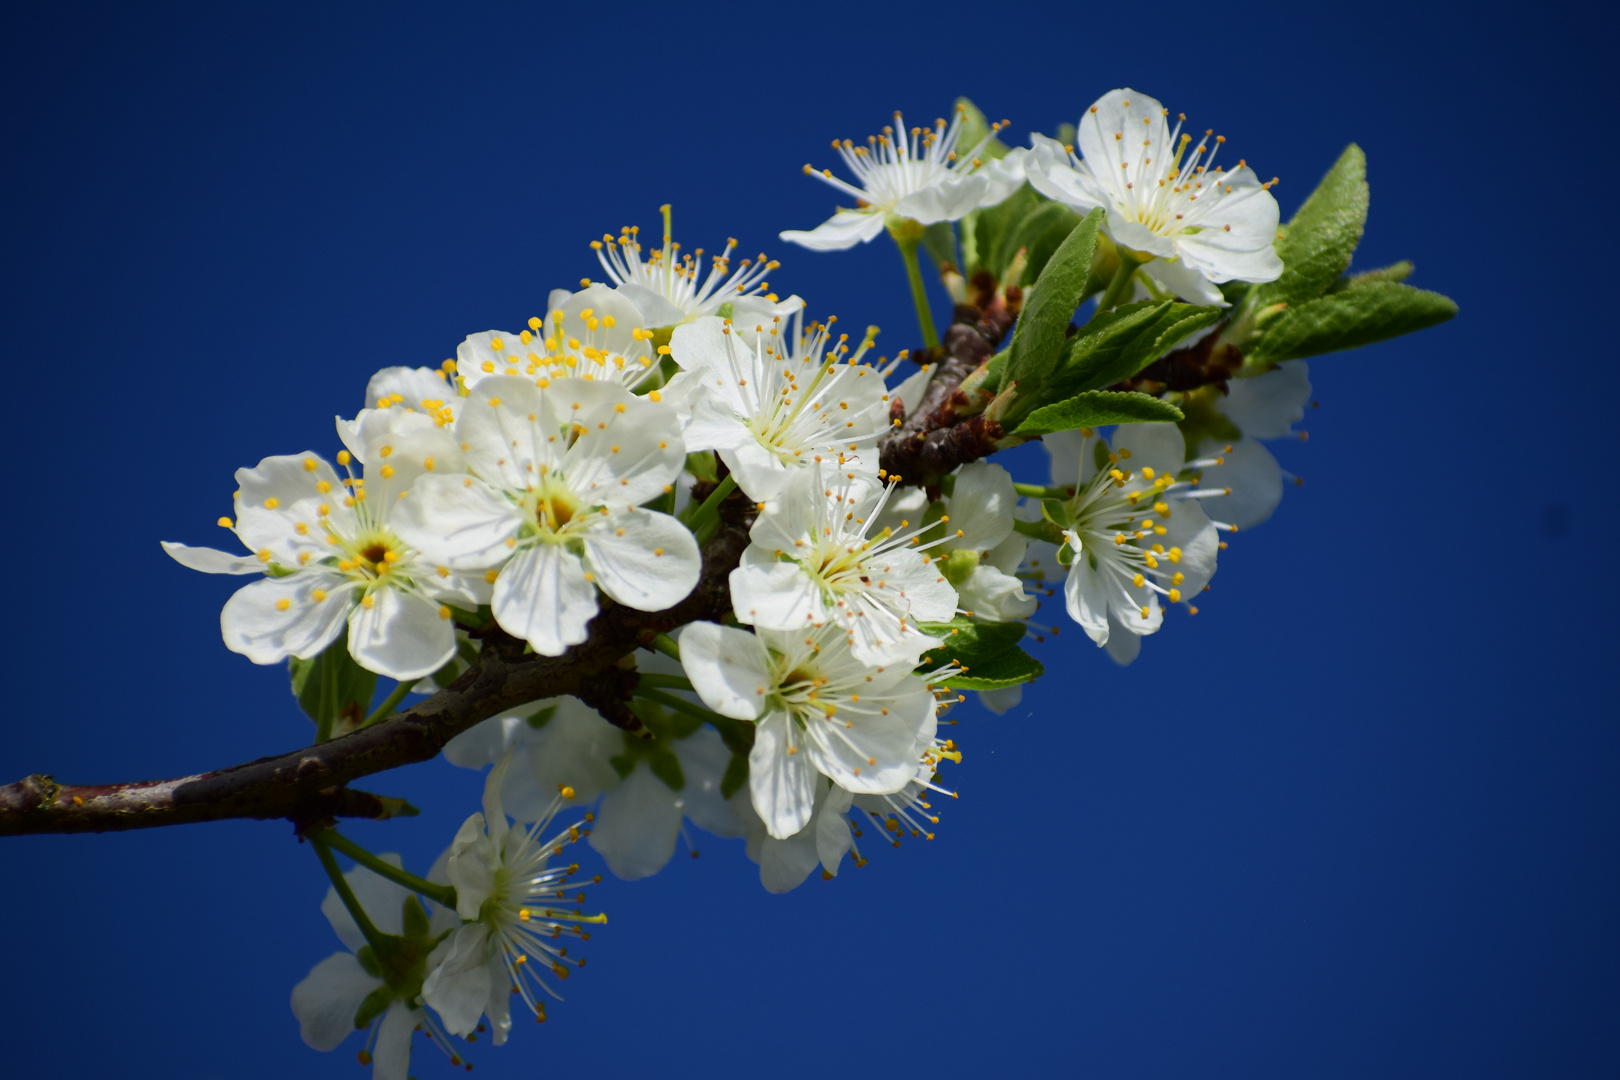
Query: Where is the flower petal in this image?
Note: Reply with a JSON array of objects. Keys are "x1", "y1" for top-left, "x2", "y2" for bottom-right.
[
  {"x1": 749, "y1": 709, "x2": 821, "y2": 839},
  {"x1": 779, "y1": 208, "x2": 886, "y2": 251},
  {"x1": 160, "y1": 541, "x2": 261, "y2": 575},
  {"x1": 680, "y1": 621, "x2": 772, "y2": 720},
  {"x1": 581, "y1": 508, "x2": 700, "y2": 612},
  {"x1": 347, "y1": 587, "x2": 456, "y2": 681},
  {"x1": 372, "y1": 1000, "x2": 416, "y2": 1080},
  {"x1": 492, "y1": 544, "x2": 598, "y2": 657},
  {"x1": 290, "y1": 952, "x2": 380, "y2": 1052},
  {"x1": 589, "y1": 762, "x2": 682, "y2": 880},
  {"x1": 221, "y1": 572, "x2": 353, "y2": 665},
  {"x1": 391, "y1": 473, "x2": 522, "y2": 571}
]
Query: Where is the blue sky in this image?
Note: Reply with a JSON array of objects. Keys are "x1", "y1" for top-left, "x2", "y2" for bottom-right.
[{"x1": 3, "y1": 1, "x2": 1616, "y2": 1077}]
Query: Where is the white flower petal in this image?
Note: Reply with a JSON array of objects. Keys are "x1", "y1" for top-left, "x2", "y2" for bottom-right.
[
  {"x1": 588, "y1": 762, "x2": 682, "y2": 880},
  {"x1": 671, "y1": 726, "x2": 744, "y2": 839},
  {"x1": 391, "y1": 474, "x2": 522, "y2": 571},
  {"x1": 492, "y1": 544, "x2": 598, "y2": 657},
  {"x1": 749, "y1": 709, "x2": 821, "y2": 839},
  {"x1": 948, "y1": 462, "x2": 1017, "y2": 551},
  {"x1": 290, "y1": 952, "x2": 380, "y2": 1052},
  {"x1": 581, "y1": 509, "x2": 700, "y2": 612},
  {"x1": 893, "y1": 172, "x2": 990, "y2": 224},
  {"x1": 779, "y1": 208, "x2": 887, "y2": 251},
  {"x1": 729, "y1": 546, "x2": 828, "y2": 630},
  {"x1": 1220, "y1": 361, "x2": 1311, "y2": 440},
  {"x1": 680, "y1": 621, "x2": 772, "y2": 721},
  {"x1": 371, "y1": 1000, "x2": 416, "y2": 1080},
  {"x1": 221, "y1": 572, "x2": 353, "y2": 665},
  {"x1": 800, "y1": 680, "x2": 930, "y2": 794},
  {"x1": 161, "y1": 541, "x2": 261, "y2": 575},
  {"x1": 421, "y1": 924, "x2": 493, "y2": 1036},
  {"x1": 815, "y1": 784, "x2": 855, "y2": 875},
  {"x1": 347, "y1": 587, "x2": 456, "y2": 681}
]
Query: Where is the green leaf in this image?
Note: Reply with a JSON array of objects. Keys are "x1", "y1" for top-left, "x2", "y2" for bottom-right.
[
  {"x1": 1001, "y1": 209, "x2": 1105, "y2": 404},
  {"x1": 954, "y1": 97, "x2": 1010, "y2": 160},
  {"x1": 998, "y1": 202, "x2": 1081, "y2": 286},
  {"x1": 915, "y1": 618, "x2": 1027, "y2": 672},
  {"x1": 1249, "y1": 281, "x2": 1458, "y2": 364},
  {"x1": 1037, "y1": 299, "x2": 1222, "y2": 405},
  {"x1": 685, "y1": 450, "x2": 719, "y2": 484},
  {"x1": 1253, "y1": 144, "x2": 1368, "y2": 307},
  {"x1": 288, "y1": 638, "x2": 378, "y2": 732},
  {"x1": 1326, "y1": 260, "x2": 1413, "y2": 292},
  {"x1": 961, "y1": 184, "x2": 1042, "y2": 279},
  {"x1": 353, "y1": 984, "x2": 395, "y2": 1030},
  {"x1": 921, "y1": 221, "x2": 958, "y2": 271},
  {"x1": 942, "y1": 646, "x2": 1045, "y2": 690},
  {"x1": 1014, "y1": 390, "x2": 1183, "y2": 437},
  {"x1": 720, "y1": 750, "x2": 749, "y2": 800}
]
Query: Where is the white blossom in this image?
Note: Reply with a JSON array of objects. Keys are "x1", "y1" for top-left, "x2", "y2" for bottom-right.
[
  {"x1": 1025, "y1": 88, "x2": 1282, "y2": 305},
  {"x1": 670, "y1": 314, "x2": 889, "y2": 499},
  {"x1": 1045, "y1": 425, "x2": 1220, "y2": 650},
  {"x1": 165, "y1": 427, "x2": 486, "y2": 681},
  {"x1": 1189, "y1": 361, "x2": 1312, "y2": 529},
  {"x1": 391, "y1": 376, "x2": 699, "y2": 657},
  {"x1": 290, "y1": 855, "x2": 457, "y2": 1080},
  {"x1": 336, "y1": 365, "x2": 460, "y2": 464},
  {"x1": 422, "y1": 749, "x2": 603, "y2": 1042},
  {"x1": 781, "y1": 106, "x2": 1025, "y2": 251},
  {"x1": 681, "y1": 620, "x2": 936, "y2": 839},
  {"x1": 729, "y1": 465, "x2": 956, "y2": 665},
  {"x1": 453, "y1": 285, "x2": 664, "y2": 396},
  {"x1": 590, "y1": 207, "x2": 802, "y2": 327}
]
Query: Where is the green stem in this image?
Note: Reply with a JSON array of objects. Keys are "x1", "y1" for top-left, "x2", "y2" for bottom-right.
[
  {"x1": 685, "y1": 474, "x2": 737, "y2": 544},
  {"x1": 637, "y1": 672, "x2": 694, "y2": 692},
  {"x1": 895, "y1": 233, "x2": 941, "y2": 350},
  {"x1": 1014, "y1": 518, "x2": 1067, "y2": 544},
  {"x1": 1013, "y1": 482, "x2": 1075, "y2": 499},
  {"x1": 311, "y1": 836, "x2": 389, "y2": 952},
  {"x1": 320, "y1": 828, "x2": 458, "y2": 910},
  {"x1": 650, "y1": 633, "x2": 681, "y2": 662},
  {"x1": 361, "y1": 681, "x2": 414, "y2": 730},
  {"x1": 1093, "y1": 253, "x2": 1142, "y2": 314}
]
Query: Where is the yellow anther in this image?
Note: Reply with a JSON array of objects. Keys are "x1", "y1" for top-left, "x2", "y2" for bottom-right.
[
  {"x1": 1168, "y1": 588, "x2": 1182, "y2": 602},
  {"x1": 316, "y1": 480, "x2": 331, "y2": 493},
  {"x1": 275, "y1": 598, "x2": 291, "y2": 611},
  {"x1": 424, "y1": 456, "x2": 436, "y2": 471},
  {"x1": 312, "y1": 589, "x2": 326, "y2": 602},
  {"x1": 302, "y1": 458, "x2": 318, "y2": 472},
  {"x1": 485, "y1": 569, "x2": 499, "y2": 584},
  {"x1": 361, "y1": 595, "x2": 375, "y2": 610},
  {"x1": 217, "y1": 516, "x2": 234, "y2": 528},
  {"x1": 380, "y1": 465, "x2": 394, "y2": 479},
  {"x1": 264, "y1": 497, "x2": 280, "y2": 509},
  {"x1": 257, "y1": 548, "x2": 272, "y2": 562},
  {"x1": 1132, "y1": 573, "x2": 1145, "y2": 587},
  {"x1": 336, "y1": 450, "x2": 351, "y2": 466},
  {"x1": 437, "y1": 605, "x2": 452, "y2": 620},
  {"x1": 561, "y1": 785, "x2": 576, "y2": 799}
]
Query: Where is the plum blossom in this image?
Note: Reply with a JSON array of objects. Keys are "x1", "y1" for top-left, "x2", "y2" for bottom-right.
[
  {"x1": 681, "y1": 620, "x2": 937, "y2": 839},
  {"x1": 1045, "y1": 424, "x2": 1221, "y2": 654},
  {"x1": 1025, "y1": 88, "x2": 1282, "y2": 304},
  {"x1": 781, "y1": 106, "x2": 1026, "y2": 251},
  {"x1": 670, "y1": 314, "x2": 889, "y2": 499},
  {"x1": 391, "y1": 376, "x2": 699, "y2": 656},
  {"x1": 729, "y1": 465, "x2": 957, "y2": 665},
  {"x1": 1187, "y1": 361, "x2": 1312, "y2": 530},
  {"x1": 422, "y1": 749, "x2": 603, "y2": 1041},
  {"x1": 164, "y1": 427, "x2": 486, "y2": 681},
  {"x1": 590, "y1": 206, "x2": 802, "y2": 328},
  {"x1": 290, "y1": 855, "x2": 458, "y2": 1080}
]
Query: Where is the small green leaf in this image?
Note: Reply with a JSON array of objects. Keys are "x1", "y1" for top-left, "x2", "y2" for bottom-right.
[
  {"x1": 525, "y1": 704, "x2": 558, "y2": 729},
  {"x1": 289, "y1": 638, "x2": 378, "y2": 732},
  {"x1": 685, "y1": 451, "x2": 719, "y2": 484},
  {"x1": 720, "y1": 750, "x2": 749, "y2": 800},
  {"x1": 921, "y1": 221, "x2": 958, "y2": 271},
  {"x1": 955, "y1": 97, "x2": 1010, "y2": 160},
  {"x1": 1002, "y1": 209, "x2": 1105, "y2": 403},
  {"x1": 647, "y1": 747, "x2": 685, "y2": 791},
  {"x1": 942, "y1": 646, "x2": 1045, "y2": 690},
  {"x1": 1253, "y1": 144, "x2": 1368, "y2": 307},
  {"x1": 1249, "y1": 281, "x2": 1458, "y2": 364},
  {"x1": 1035, "y1": 299, "x2": 1222, "y2": 406},
  {"x1": 1014, "y1": 391, "x2": 1183, "y2": 437},
  {"x1": 961, "y1": 184, "x2": 1042, "y2": 278},
  {"x1": 915, "y1": 618, "x2": 1027, "y2": 673},
  {"x1": 998, "y1": 202, "x2": 1081, "y2": 286},
  {"x1": 1326, "y1": 260, "x2": 1413, "y2": 292}
]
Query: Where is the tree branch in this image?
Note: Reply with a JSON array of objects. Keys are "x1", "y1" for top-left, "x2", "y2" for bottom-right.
[{"x1": 0, "y1": 517, "x2": 752, "y2": 837}]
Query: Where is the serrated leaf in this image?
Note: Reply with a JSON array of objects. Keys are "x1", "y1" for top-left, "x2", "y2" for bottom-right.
[
  {"x1": 998, "y1": 201, "x2": 1080, "y2": 285},
  {"x1": 961, "y1": 183, "x2": 1042, "y2": 278},
  {"x1": 1326, "y1": 260, "x2": 1413, "y2": 292},
  {"x1": 1001, "y1": 209, "x2": 1105, "y2": 403},
  {"x1": 1253, "y1": 144, "x2": 1368, "y2": 307},
  {"x1": 1249, "y1": 281, "x2": 1457, "y2": 364},
  {"x1": 942, "y1": 646, "x2": 1045, "y2": 690},
  {"x1": 1013, "y1": 391, "x2": 1183, "y2": 437},
  {"x1": 1034, "y1": 300, "x2": 1222, "y2": 407},
  {"x1": 915, "y1": 618, "x2": 1027, "y2": 673}
]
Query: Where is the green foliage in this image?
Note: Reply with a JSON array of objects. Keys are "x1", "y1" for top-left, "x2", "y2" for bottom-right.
[
  {"x1": 961, "y1": 183, "x2": 1041, "y2": 279},
  {"x1": 1014, "y1": 391, "x2": 1184, "y2": 437},
  {"x1": 921, "y1": 221, "x2": 957, "y2": 271},
  {"x1": 1249, "y1": 281, "x2": 1458, "y2": 364},
  {"x1": 1038, "y1": 300, "x2": 1221, "y2": 405},
  {"x1": 1001, "y1": 202, "x2": 1083, "y2": 286},
  {"x1": 955, "y1": 97, "x2": 1010, "y2": 160},
  {"x1": 1253, "y1": 144, "x2": 1368, "y2": 308},
  {"x1": 1327, "y1": 260, "x2": 1413, "y2": 292},
  {"x1": 916, "y1": 618, "x2": 1027, "y2": 672},
  {"x1": 942, "y1": 647, "x2": 1046, "y2": 690},
  {"x1": 289, "y1": 638, "x2": 378, "y2": 735},
  {"x1": 1000, "y1": 209, "x2": 1105, "y2": 405}
]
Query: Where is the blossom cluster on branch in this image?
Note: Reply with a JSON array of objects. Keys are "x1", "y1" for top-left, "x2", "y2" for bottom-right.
[{"x1": 0, "y1": 88, "x2": 1454, "y2": 1078}]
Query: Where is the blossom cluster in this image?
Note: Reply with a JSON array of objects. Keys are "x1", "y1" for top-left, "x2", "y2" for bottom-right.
[{"x1": 157, "y1": 86, "x2": 1450, "y2": 1077}]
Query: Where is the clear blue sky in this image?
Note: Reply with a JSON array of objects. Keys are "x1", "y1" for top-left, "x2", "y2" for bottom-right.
[{"x1": 3, "y1": 2, "x2": 1616, "y2": 1077}]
